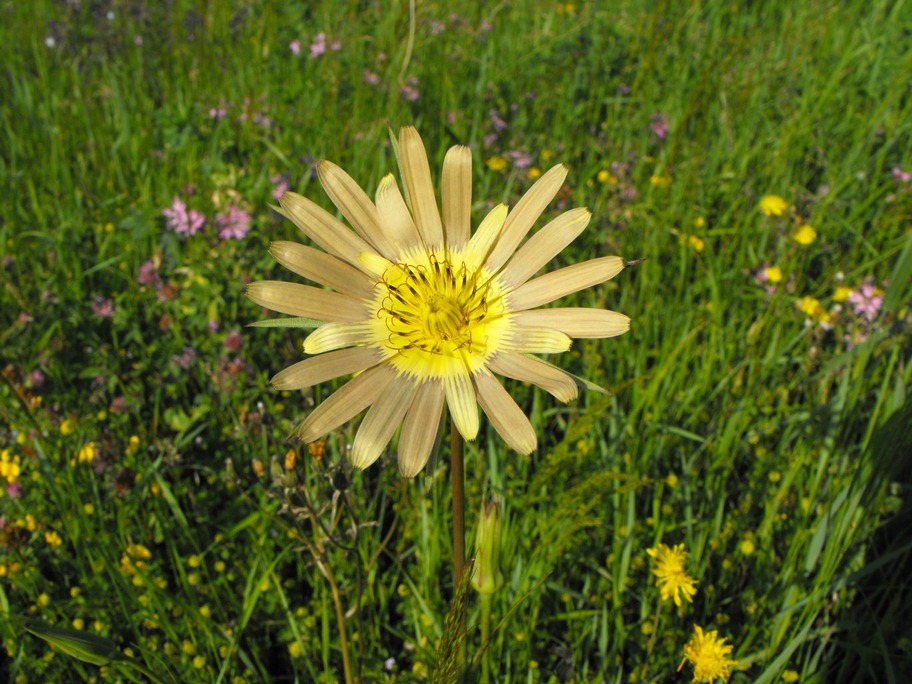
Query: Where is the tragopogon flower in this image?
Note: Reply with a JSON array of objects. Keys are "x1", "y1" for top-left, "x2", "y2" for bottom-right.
[
  {"x1": 679, "y1": 625, "x2": 737, "y2": 683},
  {"x1": 247, "y1": 127, "x2": 631, "y2": 477}
]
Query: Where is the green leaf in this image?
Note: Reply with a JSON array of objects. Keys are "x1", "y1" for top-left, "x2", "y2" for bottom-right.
[{"x1": 25, "y1": 621, "x2": 127, "y2": 666}]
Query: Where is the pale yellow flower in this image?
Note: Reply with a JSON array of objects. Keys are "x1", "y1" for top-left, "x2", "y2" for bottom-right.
[
  {"x1": 679, "y1": 625, "x2": 737, "y2": 682},
  {"x1": 248, "y1": 127, "x2": 631, "y2": 476},
  {"x1": 647, "y1": 543, "x2": 698, "y2": 607},
  {"x1": 792, "y1": 225, "x2": 817, "y2": 245},
  {"x1": 759, "y1": 195, "x2": 788, "y2": 216}
]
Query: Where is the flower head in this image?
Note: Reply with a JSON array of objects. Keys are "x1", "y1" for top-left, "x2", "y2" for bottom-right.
[
  {"x1": 647, "y1": 543, "x2": 698, "y2": 606},
  {"x1": 215, "y1": 205, "x2": 252, "y2": 240},
  {"x1": 248, "y1": 127, "x2": 631, "y2": 477},
  {"x1": 163, "y1": 197, "x2": 205, "y2": 236},
  {"x1": 758, "y1": 194, "x2": 788, "y2": 216},
  {"x1": 679, "y1": 625, "x2": 737, "y2": 682},
  {"x1": 792, "y1": 225, "x2": 817, "y2": 245}
]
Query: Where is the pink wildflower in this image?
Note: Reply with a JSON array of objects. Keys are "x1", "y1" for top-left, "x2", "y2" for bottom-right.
[
  {"x1": 847, "y1": 280, "x2": 884, "y2": 322},
  {"x1": 892, "y1": 167, "x2": 912, "y2": 185},
  {"x1": 650, "y1": 112, "x2": 669, "y2": 139},
  {"x1": 363, "y1": 70, "x2": 380, "y2": 85},
  {"x1": 215, "y1": 205, "x2": 252, "y2": 240},
  {"x1": 270, "y1": 174, "x2": 289, "y2": 201},
  {"x1": 163, "y1": 197, "x2": 205, "y2": 236},
  {"x1": 6, "y1": 482, "x2": 21, "y2": 499},
  {"x1": 289, "y1": 39, "x2": 302, "y2": 56},
  {"x1": 138, "y1": 259, "x2": 159, "y2": 286},
  {"x1": 310, "y1": 32, "x2": 326, "y2": 58},
  {"x1": 92, "y1": 296, "x2": 115, "y2": 319},
  {"x1": 224, "y1": 329, "x2": 244, "y2": 352}
]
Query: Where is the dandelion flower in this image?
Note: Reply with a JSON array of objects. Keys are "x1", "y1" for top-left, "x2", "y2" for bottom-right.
[
  {"x1": 248, "y1": 127, "x2": 631, "y2": 477},
  {"x1": 758, "y1": 194, "x2": 788, "y2": 216},
  {"x1": 647, "y1": 543, "x2": 698, "y2": 607},
  {"x1": 762, "y1": 266, "x2": 783, "y2": 284},
  {"x1": 679, "y1": 624, "x2": 737, "y2": 682},
  {"x1": 792, "y1": 225, "x2": 817, "y2": 245}
]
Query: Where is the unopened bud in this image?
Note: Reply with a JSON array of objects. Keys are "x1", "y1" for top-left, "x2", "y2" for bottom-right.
[{"x1": 471, "y1": 497, "x2": 504, "y2": 595}]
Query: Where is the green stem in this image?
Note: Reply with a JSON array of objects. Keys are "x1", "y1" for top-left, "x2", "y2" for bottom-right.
[
  {"x1": 480, "y1": 594, "x2": 492, "y2": 684},
  {"x1": 450, "y1": 422, "x2": 467, "y2": 673}
]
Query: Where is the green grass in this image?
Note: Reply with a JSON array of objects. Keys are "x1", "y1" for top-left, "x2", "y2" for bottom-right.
[{"x1": 2, "y1": 0, "x2": 911, "y2": 682}]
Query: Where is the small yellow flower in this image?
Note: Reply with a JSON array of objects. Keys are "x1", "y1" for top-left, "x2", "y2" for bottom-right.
[
  {"x1": 288, "y1": 641, "x2": 303, "y2": 658},
  {"x1": 796, "y1": 297, "x2": 831, "y2": 323},
  {"x1": 60, "y1": 418, "x2": 76, "y2": 436},
  {"x1": 694, "y1": 216, "x2": 706, "y2": 228},
  {"x1": 597, "y1": 169, "x2": 617, "y2": 184},
  {"x1": 45, "y1": 530, "x2": 63, "y2": 549},
  {"x1": 650, "y1": 174, "x2": 672, "y2": 188},
  {"x1": 686, "y1": 235, "x2": 705, "y2": 252},
  {"x1": 679, "y1": 624, "x2": 737, "y2": 682},
  {"x1": 764, "y1": 266, "x2": 783, "y2": 284},
  {"x1": 126, "y1": 435, "x2": 141, "y2": 456},
  {"x1": 486, "y1": 155, "x2": 508, "y2": 172},
  {"x1": 527, "y1": 166, "x2": 542, "y2": 179},
  {"x1": 833, "y1": 286, "x2": 851, "y2": 302},
  {"x1": 646, "y1": 543, "x2": 698, "y2": 607},
  {"x1": 71, "y1": 618, "x2": 85, "y2": 631},
  {"x1": 193, "y1": 655, "x2": 206, "y2": 669},
  {"x1": 38, "y1": 593, "x2": 51, "y2": 607},
  {"x1": 739, "y1": 539, "x2": 755, "y2": 555},
  {"x1": 783, "y1": 670, "x2": 799, "y2": 682},
  {"x1": 77, "y1": 442, "x2": 97, "y2": 464},
  {"x1": 759, "y1": 195, "x2": 788, "y2": 216},
  {"x1": 792, "y1": 225, "x2": 817, "y2": 245}
]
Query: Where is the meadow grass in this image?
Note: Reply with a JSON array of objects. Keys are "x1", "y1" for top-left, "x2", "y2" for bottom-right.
[{"x1": 2, "y1": 0, "x2": 911, "y2": 682}]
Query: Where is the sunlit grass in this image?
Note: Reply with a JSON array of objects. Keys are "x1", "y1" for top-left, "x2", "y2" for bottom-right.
[{"x1": 2, "y1": 1, "x2": 911, "y2": 682}]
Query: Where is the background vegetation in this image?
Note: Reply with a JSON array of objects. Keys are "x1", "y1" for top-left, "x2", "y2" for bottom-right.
[{"x1": 2, "y1": 0, "x2": 911, "y2": 681}]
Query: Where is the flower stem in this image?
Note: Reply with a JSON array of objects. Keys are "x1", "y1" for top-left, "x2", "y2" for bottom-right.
[
  {"x1": 480, "y1": 593, "x2": 492, "y2": 684},
  {"x1": 450, "y1": 421, "x2": 467, "y2": 671},
  {"x1": 451, "y1": 423, "x2": 466, "y2": 586}
]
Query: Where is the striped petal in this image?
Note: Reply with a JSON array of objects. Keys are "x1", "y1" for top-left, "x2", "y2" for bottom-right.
[
  {"x1": 246, "y1": 281, "x2": 366, "y2": 322},
  {"x1": 474, "y1": 371, "x2": 536, "y2": 454},
  {"x1": 496, "y1": 207, "x2": 591, "y2": 290},
  {"x1": 463, "y1": 204, "x2": 508, "y2": 266},
  {"x1": 484, "y1": 164, "x2": 568, "y2": 273},
  {"x1": 277, "y1": 192, "x2": 382, "y2": 276},
  {"x1": 304, "y1": 322, "x2": 376, "y2": 354},
  {"x1": 293, "y1": 363, "x2": 394, "y2": 443},
  {"x1": 487, "y1": 352, "x2": 578, "y2": 403},
  {"x1": 271, "y1": 346, "x2": 383, "y2": 390},
  {"x1": 442, "y1": 145, "x2": 472, "y2": 249},
  {"x1": 444, "y1": 371, "x2": 479, "y2": 440},
  {"x1": 507, "y1": 256, "x2": 625, "y2": 311},
  {"x1": 512, "y1": 308, "x2": 630, "y2": 338},
  {"x1": 318, "y1": 160, "x2": 399, "y2": 260},
  {"x1": 399, "y1": 126, "x2": 444, "y2": 249},
  {"x1": 398, "y1": 380, "x2": 445, "y2": 478},
  {"x1": 376, "y1": 174, "x2": 423, "y2": 255},
  {"x1": 269, "y1": 241, "x2": 376, "y2": 300},
  {"x1": 351, "y1": 376, "x2": 418, "y2": 469},
  {"x1": 500, "y1": 325, "x2": 572, "y2": 354}
]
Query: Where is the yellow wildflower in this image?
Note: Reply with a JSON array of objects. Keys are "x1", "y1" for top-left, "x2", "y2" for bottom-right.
[
  {"x1": 782, "y1": 670, "x2": 799, "y2": 683},
  {"x1": 45, "y1": 530, "x2": 63, "y2": 549},
  {"x1": 739, "y1": 539, "x2": 755, "y2": 555},
  {"x1": 60, "y1": 418, "x2": 76, "y2": 436},
  {"x1": 679, "y1": 625, "x2": 737, "y2": 682},
  {"x1": 833, "y1": 286, "x2": 851, "y2": 302},
  {"x1": 759, "y1": 195, "x2": 788, "y2": 216},
  {"x1": 764, "y1": 266, "x2": 783, "y2": 284},
  {"x1": 485, "y1": 155, "x2": 508, "y2": 172},
  {"x1": 77, "y1": 442, "x2": 96, "y2": 464},
  {"x1": 527, "y1": 167, "x2": 542, "y2": 179},
  {"x1": 792, "y1": 225, "x2": 817, "y2": 245},
  {"x1": 797, "y1": 297, "x2": 831, "y2": 324},
  {"x1": 650, "y1": 174, "x2": 672, "y2": 188},
  {"x1": 597, "y1": 169, "x2": 617, "y2": 184},
  {"x1": 647, "y1": 543, "x2": 698, "y2": 607}
]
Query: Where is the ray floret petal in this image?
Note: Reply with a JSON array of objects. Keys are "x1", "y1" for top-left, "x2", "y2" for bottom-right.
[{"x1": 248, "y1": 127, "x2": 632, "y2": 476}]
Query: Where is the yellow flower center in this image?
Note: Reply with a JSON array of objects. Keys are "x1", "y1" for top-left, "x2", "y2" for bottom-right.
[{"x1": 380, "y1": 258, "x2": 492, "y2": 356}]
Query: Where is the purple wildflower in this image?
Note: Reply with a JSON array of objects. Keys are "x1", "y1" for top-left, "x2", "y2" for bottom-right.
[
  {"x1": 216, "y1": 205, "x2": 252, "y2": 240},
  {"x1": 138, "y1": 259, "x2": 159, "y2": 286},
  {"x1": 163, "y1": 197, "x2": 205, "y2": 236},
  {"x1": 172, "y1": 347, "x2": 197, "y2": 370},
  {"x1": 650, "y1": 112, "x2": 669, "y2": 139}
]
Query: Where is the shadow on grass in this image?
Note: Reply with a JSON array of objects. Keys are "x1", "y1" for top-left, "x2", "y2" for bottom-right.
[{"x1": 828, "y1": 397, "x2": 912, "y2": 682}]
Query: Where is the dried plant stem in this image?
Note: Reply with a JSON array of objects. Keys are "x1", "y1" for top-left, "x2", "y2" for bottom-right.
[{"x1": 317, "y1": 558, "x2": 355, "y2": 684}]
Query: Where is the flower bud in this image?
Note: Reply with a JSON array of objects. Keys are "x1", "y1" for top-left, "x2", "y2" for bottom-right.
[{"x1": 471, "y1": 497, "x2": 504, "y2": 595}]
